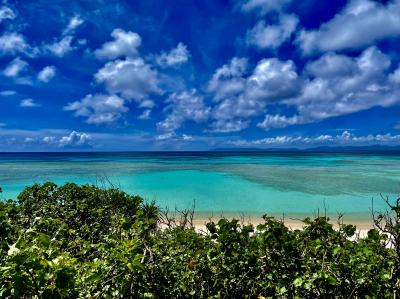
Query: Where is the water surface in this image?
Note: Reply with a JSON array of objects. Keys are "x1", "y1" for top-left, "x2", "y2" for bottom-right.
[{"x1": 1, "y1": 152, "x2": 399, "y2": 220}]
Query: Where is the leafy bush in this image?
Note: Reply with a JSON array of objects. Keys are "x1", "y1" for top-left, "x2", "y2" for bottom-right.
[{"x1": 0, "y1": 182, "x2": 398, "y2": 298}]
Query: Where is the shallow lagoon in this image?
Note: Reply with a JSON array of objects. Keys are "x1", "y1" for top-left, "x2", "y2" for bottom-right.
[{"x1": 1, "y1": 152, "x2": 399, "y2": 220}]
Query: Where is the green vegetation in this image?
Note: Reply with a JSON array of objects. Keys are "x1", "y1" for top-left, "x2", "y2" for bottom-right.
[{"x1": 0, "y1": 182, "x2": 399, "y2": 298}]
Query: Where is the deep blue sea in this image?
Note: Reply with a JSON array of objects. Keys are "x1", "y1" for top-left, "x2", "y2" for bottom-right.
[{"x1": 1, "y1": 152, "x2": 399, "y2": 220}]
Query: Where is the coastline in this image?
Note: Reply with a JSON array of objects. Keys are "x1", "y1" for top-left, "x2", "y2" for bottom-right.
[{"x1": 189, "y1": 212, "x2": 375, "y2": 236}]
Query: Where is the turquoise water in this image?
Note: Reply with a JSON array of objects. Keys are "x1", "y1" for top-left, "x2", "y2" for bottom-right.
[{"x1": 1, "y1": 152, "x2": 400, "y2": 219}]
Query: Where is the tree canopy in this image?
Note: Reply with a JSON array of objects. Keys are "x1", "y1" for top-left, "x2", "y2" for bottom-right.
[{"x1": 0, "y1": 182, "x2": 399, "y2": 298}]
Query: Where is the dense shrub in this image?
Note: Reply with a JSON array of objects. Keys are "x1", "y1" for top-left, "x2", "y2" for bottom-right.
[{"x1": 0, "y1": 182, "x2": 399, "y2": 298}]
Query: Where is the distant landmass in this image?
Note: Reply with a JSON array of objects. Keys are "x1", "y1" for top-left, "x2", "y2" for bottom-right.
[{"x1": 213, "y1": 145, "x2": 400, "y2": 153}]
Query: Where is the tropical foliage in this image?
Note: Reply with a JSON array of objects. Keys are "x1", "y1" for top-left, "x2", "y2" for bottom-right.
[{"x1": 0, "y1": 182, "x2": 399, "y2": 298}]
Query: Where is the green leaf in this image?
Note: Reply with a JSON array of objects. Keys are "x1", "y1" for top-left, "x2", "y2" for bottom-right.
[
  {"x1": 326, "y1": 276, "x2": 337, "y2": 286},
  {"x1": 39, "y1": 233, "x2": 51, "y2": 248},
  {"x1": 293, "y1": 277, "x2": 303, "y2": 287}
]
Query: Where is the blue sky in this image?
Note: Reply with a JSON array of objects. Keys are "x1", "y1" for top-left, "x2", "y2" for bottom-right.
[{"x1": 1, "y1": 0, "x2": 400, "y2": 151}]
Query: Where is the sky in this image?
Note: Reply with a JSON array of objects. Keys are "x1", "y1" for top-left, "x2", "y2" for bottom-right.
[{"x1": 1, "y1": 0, "x2": 400, "y2": 151}]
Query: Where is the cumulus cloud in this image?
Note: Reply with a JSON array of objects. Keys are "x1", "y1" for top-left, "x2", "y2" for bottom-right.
[
  {"x1": 246, "y1": 14, "x2": 298, "y2": 50},
  {"x1": 247, "y1": 57, "x2": 301, "y2": 100},
  {"x1": 156, "y1": 42, "x2": 190, "y2": 68},
  {"x1": 304, "y1": 52, "x2": 356, "y2": 78},
  {"x1": 37, "y1": 66, "x2": 56, "y2": 82},
  {"x1": 157, "y1": 89, "x2": 210, "y2": 132},
  {"x1": 0, "y1": 6, "x2": 16, "y2": 22},
  {"x1": 58, "y1": 131, "x2": 91, "y2": 147},
  {"x1": 234, "y1": 131, "x2": 400, "y2": 148},
  {"x1": 20, "y1": 98, "x2": 39, "y2": 107},
  {"x1": 64, "y1": 94, "x2": 128, "y2": 124},
  {"x1": 42, "y1": 136, "x2": 56, "y2": 144},
  {"x1": 296, "y1": 0, "x2": 400, "y2": 55},
  {"x1": 67, "y1": 29, "x2": 163, "y2": 125},
  {"x1": 208, "y1": 57, "x2": 248, "y2": 101},
  {"x1": 95, "y1": 29, "x2": 141, "y2": 60},
  {"x1": 0, "y1": 32, "x2": 30, "y2": 56},
  {"x1": 208, "y1": 57, "x2": 301, "y2": 132},
  {"x1": 390, "y1": 67, "x2": 400, "y2": 84},
  {"x1": 240, "y1": 0, "x2": 291, "y2": 15},
  {"x1": 42, "y1": 131, "x2": 92, "y2": 147},
  {"x1": 63, "y1": 16, "x2": 84, "y2": 35},
  {"x1": 3, "y1": 57, "x2": 28, "y2": 77},
  {"x1": 259, "y1": 47, "x2": 400, "y2": 130},
  {"x1": 209, "y1": 45, "x2": 400, "y2": 133},
  {"x1": 45, "y1": 35, "x2": 74, "y2": 57},
  {"x1": 95, "y1": 58, "x2": 161, "y2": 101},
  {"x1": 257, "y1": 114, "x2": 300, "y2": 129}
]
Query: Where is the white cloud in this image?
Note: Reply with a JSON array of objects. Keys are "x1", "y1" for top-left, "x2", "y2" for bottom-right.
[
  {"x1": 246, "y1": 14, "x2": 298, "y2": 50},
  {"x1": 37, "y1": 66, "x2": 56, "y2": 82},
  {"x1": 138, "y1": 109, "x2": 151, "y2": 120},
  {"x1": 65, "y1": 29, "x2": 164, "y2": 125},
  {"x1": 259, "y1": 47, "x2": 400, "y2": 130},
  {"x1": 59, "y1": 131, "x2": 91, "y2": 147},
  {"x1": 139, "y1": 99, "x2": 155, "y2": 109},
  {"x1": 209, "y1": 119, "x2": 250, "y2": 133},
  {"x1": 234, "y1": 131, "x2": 400, "y2": 147},
  {"x1": 0, "y1": 6, "x2": 16, "y2": 22},
  {"x1": 95, "y1": 58, "x2": 161, "y2": 101},
  {"x1": 208, "y1": 57, "x2": 248, "y2": 101},
  {"x1": 257, "y1": 114, "x2": 300, "y2": 129},
  {"x1": 95, "y1": 29, "x2": 141, "y2": 60},
  {"x1": 296, "y1": 0, "x2": 400, "y2": 55},
  {"x1": 157, "y1": 89, "x2": 210, "y2": 132},
  {"x1": 41, "y1": 16, "x2": 84, "y2": 57},
  {"x1": 155, "y1": 132, "x2": 176, "y2": 141},
  {"x1": 63, "y1": 16, "x2": 84, "y2": 35},
  {"x1": 0, "y1": 128, "x2": 97, "y2": 150},
  {"x1": 210, "y1": 46, "x2": 400, "y2": 132},
  {"x1": 42, "y1": 136, "x2": 56, "y2": 144},
  {"x1": 20, "y1": 98, "x2": 39, "y2": 107},
  {"x1": 155, "y1": 132, "x2": 195, "y2": 142},
  {"x1": 208, "y1": 57, "x2": 301, "y2": 132},
  {"x1": 0, "y1": 90, "x2": 16, "y2": 96},
  {"x1": 390, "y1": 67, "x2": 400, "y2": 84},
  {"x1": 3, "y1": 57, "x2": 28, "y2": 77},
  {"x1": 137, "y1": 100, "x2": 154, "y2": 120},
  {"x1": 182, "y1": 134, "x2": 193, "y2": 141},
  {"x1": 156, "y1": 42, "x2": 190, "y2": 68},
  {"x1": 241, "y1": 0, "x2": 291, "y2": 15},
  {"x1": 64, "y1": 93, "x2": 128, "y2": 125},
  {"x1": 45, "y1": 35, "x2": 74, "y2": 57},
  {"x1": 0, "y1": 32, "x2": 29, "y2": 56},
  {"x1": 304, "y1": 52, "x2": 356, "y2": 78},
  {"x1": 12, "y1": 131, "x2": 92, "y2": 148},
  {"x1": 247, "y1": 57, "x2": 300, "y2": 101}
]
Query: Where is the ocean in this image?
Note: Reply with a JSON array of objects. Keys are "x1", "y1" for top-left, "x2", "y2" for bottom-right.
[{"x1": 1, "y1": 151, "x2": 399, "y2": 221}]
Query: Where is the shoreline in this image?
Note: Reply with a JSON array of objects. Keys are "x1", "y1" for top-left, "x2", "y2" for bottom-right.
[{"x1": 188, "y1": 212, "x2": 376, "y2": 237}]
